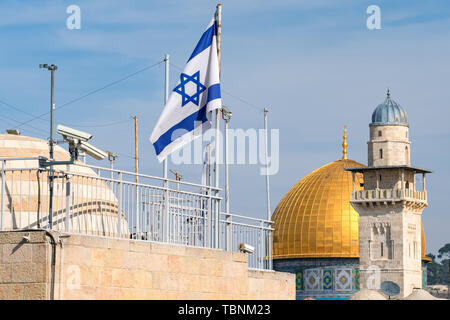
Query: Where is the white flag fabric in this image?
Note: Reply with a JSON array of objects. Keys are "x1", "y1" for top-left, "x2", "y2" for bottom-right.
[{"x1": 150, "y1": 14, "x2": 221, "y2": 162}]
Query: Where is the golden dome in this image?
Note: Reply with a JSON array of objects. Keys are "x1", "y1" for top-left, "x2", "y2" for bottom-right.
[{"x1": 272, "y1": 158, "x2": 365, "y2": 259}]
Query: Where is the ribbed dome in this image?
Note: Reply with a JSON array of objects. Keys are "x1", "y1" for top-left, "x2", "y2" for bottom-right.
[
  {"x1": 272, "y1": 159, "x2": 365, "y2": 259},
  {"x1": 371, "y1": 91, "x2": 408, "y2": 126}
]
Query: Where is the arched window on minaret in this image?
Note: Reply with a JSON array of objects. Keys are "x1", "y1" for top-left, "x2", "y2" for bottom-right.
[{"x1": 405, "y1": 146, "x2": 409, "y2": 165}]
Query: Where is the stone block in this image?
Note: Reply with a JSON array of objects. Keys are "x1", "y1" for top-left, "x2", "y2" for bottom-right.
[
  {"x1": 99, "y1": 268, "x2": 113, "y2": 287},
  {"x1": 32, "y1": 244, "x2": 48, "y2": 263},
  {"x1": 80, "y1": 235, "x2": 109, "y2": 249},
  {"x1": 167, "y1": 255, "x2": 185, "y2": 274},
  {"x1": 111, "y1": 268, "x2": 133, "y2": 287},
  {"x1": 64, "y1": 245, "x2": 92, "y2": 266},
  {"x1": 23, "y1": 283, "x2": 47, "y2": 300},
  {"x1": 0, "y1": 284, "x2": 24, "y2": 299},
  {"x1": 0, "y1": 263, "x2": 11, "y2": 283},
  {"x1": 107, "y1": 238, "x2": 130, "y2": 251},
  {"x1": 0, "y1": 231, "x2": 46, "y2": 244},
  {"x1": 91, "y1": 248, "x2": 106, "y2": 267},
  {"x1": 231, "y1": 252, "x2": 247, "y2": 263},
  {"x1": 2, "y1": 243, "x2": 33, "y2": 264},
  {"x1": 95, "y1": 286, "x2": 119, "y2": 300},
  {"x1": 103, "y1": 249, "x2": 123, "y2": 268},
  {"x1": 129, "y1": 240, "x2": 151, "y2": 253},
  {"x1": 132, "y1": 270, "x2": 152, "y2": 289},
  {"x1": 122, "y1": 250, "x2": 147, "y2": 270},
  {"x1": 151, "y1": 242, "x2": 186, "y2": 256},
  {"x1": 63, "y1": 284, "x2": 97, "y2": 300}
]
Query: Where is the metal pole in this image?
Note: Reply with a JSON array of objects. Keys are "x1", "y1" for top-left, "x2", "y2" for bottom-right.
[
  {"x1": 134, "y1": 116, "x2": 139, "y2": 183},
  {"x1": 65, "y1": 164, "x2": 71, "y2": 232},
  {"x1": 214, "y1": 3, "x2": 222, "y2": 250},
  {"x1": 264, "y1": 108, "x2": 271, "y2": 221},
  {"x1": 224, "y1": 117, "x2": 231, "y2": 251},
  {"x1": 224, "y1": 118, "x2": 229, "y2": 214},
  {"x1": 117, "y1": 172, "x2": 122, "y2": 238},
  {"x1": 163, "y1": 54, "x2": 169, "y2": 180},
  {"x1": 264, "y1": 108, "x2": 273, "y2": 269},
  {"x1": 207, "y1": 143, "x2": 212, "y2": 248},
  {"x1": 48, "y1": 65, "x2": 57, "y2": 229},
  {"x1": 134, "y1": 116, "x2": 140, "y2": 237},
  {"x1": 214, "y1": 110, "x2": 220, "y2": 249},
  {"x1": 163, "y1": 54, "x2": 170, "y2": 242}
]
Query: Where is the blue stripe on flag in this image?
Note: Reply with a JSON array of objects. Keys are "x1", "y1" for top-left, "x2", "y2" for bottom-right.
[
  {"x1": 207, "y1": 83, "x2": 221, "y2": 101},
  {"x1": 153, "y1": 83, "x2": 221, "y2": 156},
  {"x1": 187, "y1": 21, "x2": 217, "y2": 62},
  {"x1": 153, "y1": 105, "x2": 208, "y2": 156}
]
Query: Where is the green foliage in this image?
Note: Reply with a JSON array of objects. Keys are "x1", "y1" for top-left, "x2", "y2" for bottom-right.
[
  {"x1": 427, "y1": 243, "x2": 450, "y2": 285},
  {"x1": 437, "y1": 243, "x2": 450, "y2": 259}
]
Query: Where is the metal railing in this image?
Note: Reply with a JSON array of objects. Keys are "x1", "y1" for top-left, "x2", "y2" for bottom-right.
[
  {"x1": 352, "y1": 188, "x2": 427, "y2": 203},
  {"x1": 0, "y1": 157, "x2": 272, "y2": 270}
]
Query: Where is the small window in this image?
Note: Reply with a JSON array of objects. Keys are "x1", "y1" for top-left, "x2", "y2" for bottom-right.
[
  {"x1": 381, "y1": 242, "x2": 384, "y2": 257},
  {"x1": 378, "y1": 130, "x2": 382, "y2": 137},
  {"x1": 379, "y1": 149, "x2": 383, "y2": 159},
  {"x1": 379, "y1": 174, "x2": 382, "y2": 182}
]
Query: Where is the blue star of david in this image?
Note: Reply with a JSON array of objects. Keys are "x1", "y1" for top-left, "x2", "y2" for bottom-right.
[{"x1": 173, "y1": 71, "x2": 206, "y2": 107}]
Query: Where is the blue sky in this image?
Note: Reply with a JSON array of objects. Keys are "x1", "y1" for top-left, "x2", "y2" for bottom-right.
[{"x1": 0, "y1": 0, "x2": 449, "y2": 254}]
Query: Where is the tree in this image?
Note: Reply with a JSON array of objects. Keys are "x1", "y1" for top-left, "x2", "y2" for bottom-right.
[
  {"x1": 427, "y1": 243, "x2": 450, "y2": 285},
  {"x1": 438, "y1": 243, "x2": 450, "y2": 259}
]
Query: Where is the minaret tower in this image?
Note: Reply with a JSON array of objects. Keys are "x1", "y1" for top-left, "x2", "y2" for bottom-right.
[{"x1": 346, "y1": 91, "x2": 431, "y2": 297}]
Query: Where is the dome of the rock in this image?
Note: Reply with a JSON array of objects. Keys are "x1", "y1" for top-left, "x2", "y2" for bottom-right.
[{"x1": 272, "y1": 159, "x2": 365, "y2": 258}]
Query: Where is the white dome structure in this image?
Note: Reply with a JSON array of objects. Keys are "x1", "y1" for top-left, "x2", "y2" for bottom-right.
[
  {"x1": 404, "y1": 289, "x2": 442, "y2": 300},
  {"x1": 0, "y1": 133, "x2": 128, "y2": 237},
  {"x1": 349, "y1": 288, "x2": 387, "y2": 300}
]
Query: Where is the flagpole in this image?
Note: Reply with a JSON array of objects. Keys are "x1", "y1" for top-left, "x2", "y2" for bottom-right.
[
  {"x1": 214, "y1": 3, "x2": 222, "y2": 249},
  {"x1": 163, "y1": 54, "x2": 169, "y2": 179},
  {"x1": 163, "y1": 54, "x2": 170, "y2": 242}
]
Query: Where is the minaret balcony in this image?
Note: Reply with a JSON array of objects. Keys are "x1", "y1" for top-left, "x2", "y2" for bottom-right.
[{"x1": 352, "y1": 188, "x2": 427, "y2": 205}]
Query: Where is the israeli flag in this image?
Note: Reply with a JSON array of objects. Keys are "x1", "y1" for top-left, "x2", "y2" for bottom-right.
[{"x1": 150, "y1": 15, "x2": 221, "y2": 162}]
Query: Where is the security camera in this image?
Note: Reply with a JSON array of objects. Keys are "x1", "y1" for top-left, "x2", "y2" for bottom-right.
[
  {"x1": 79, "y1": 141, "x2": 107, "y2": 160},
  {"x1": 57, "y1": 124, "x2": 92, "y2": 142},
  {"x1": 239, "y1": 243, "x2": 254, "y2": 254}
]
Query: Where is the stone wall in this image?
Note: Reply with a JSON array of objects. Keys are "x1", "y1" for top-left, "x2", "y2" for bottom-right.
[{"x1": 0, "y1": 231, "x2": 295, "y2": 300}]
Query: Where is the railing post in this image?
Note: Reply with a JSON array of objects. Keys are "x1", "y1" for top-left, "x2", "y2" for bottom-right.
[
  {"x1": 268, "y1": 222, "x2": 273, "y2": 270},
  {"x1": 259, "y1": 220, "x2": 264, "y2": 269},
  {"x1": 215, "y1": 191, "x2": 220, "y2": 249},
  {"x1": 65, "y1": 164, "x2": 71, "y2": 232},
  {"x1": 226, "y1": 211, "x2": 232, "y2": 251},
  {"x1": 207, "y1": 186, "x2": 212, "y2": 248},
  {"x1": 163, "y1": 177, "x2": 169, "y2": 243},
  {"x1": 117, "y1": 172, "x2": 122, "y2": 238},
  {"x1": 1, "y1": 160, "x2": 5, "y2": 231},
  {"x1": 136, "y1": 184, "x2": 140, "y2": 239}
]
